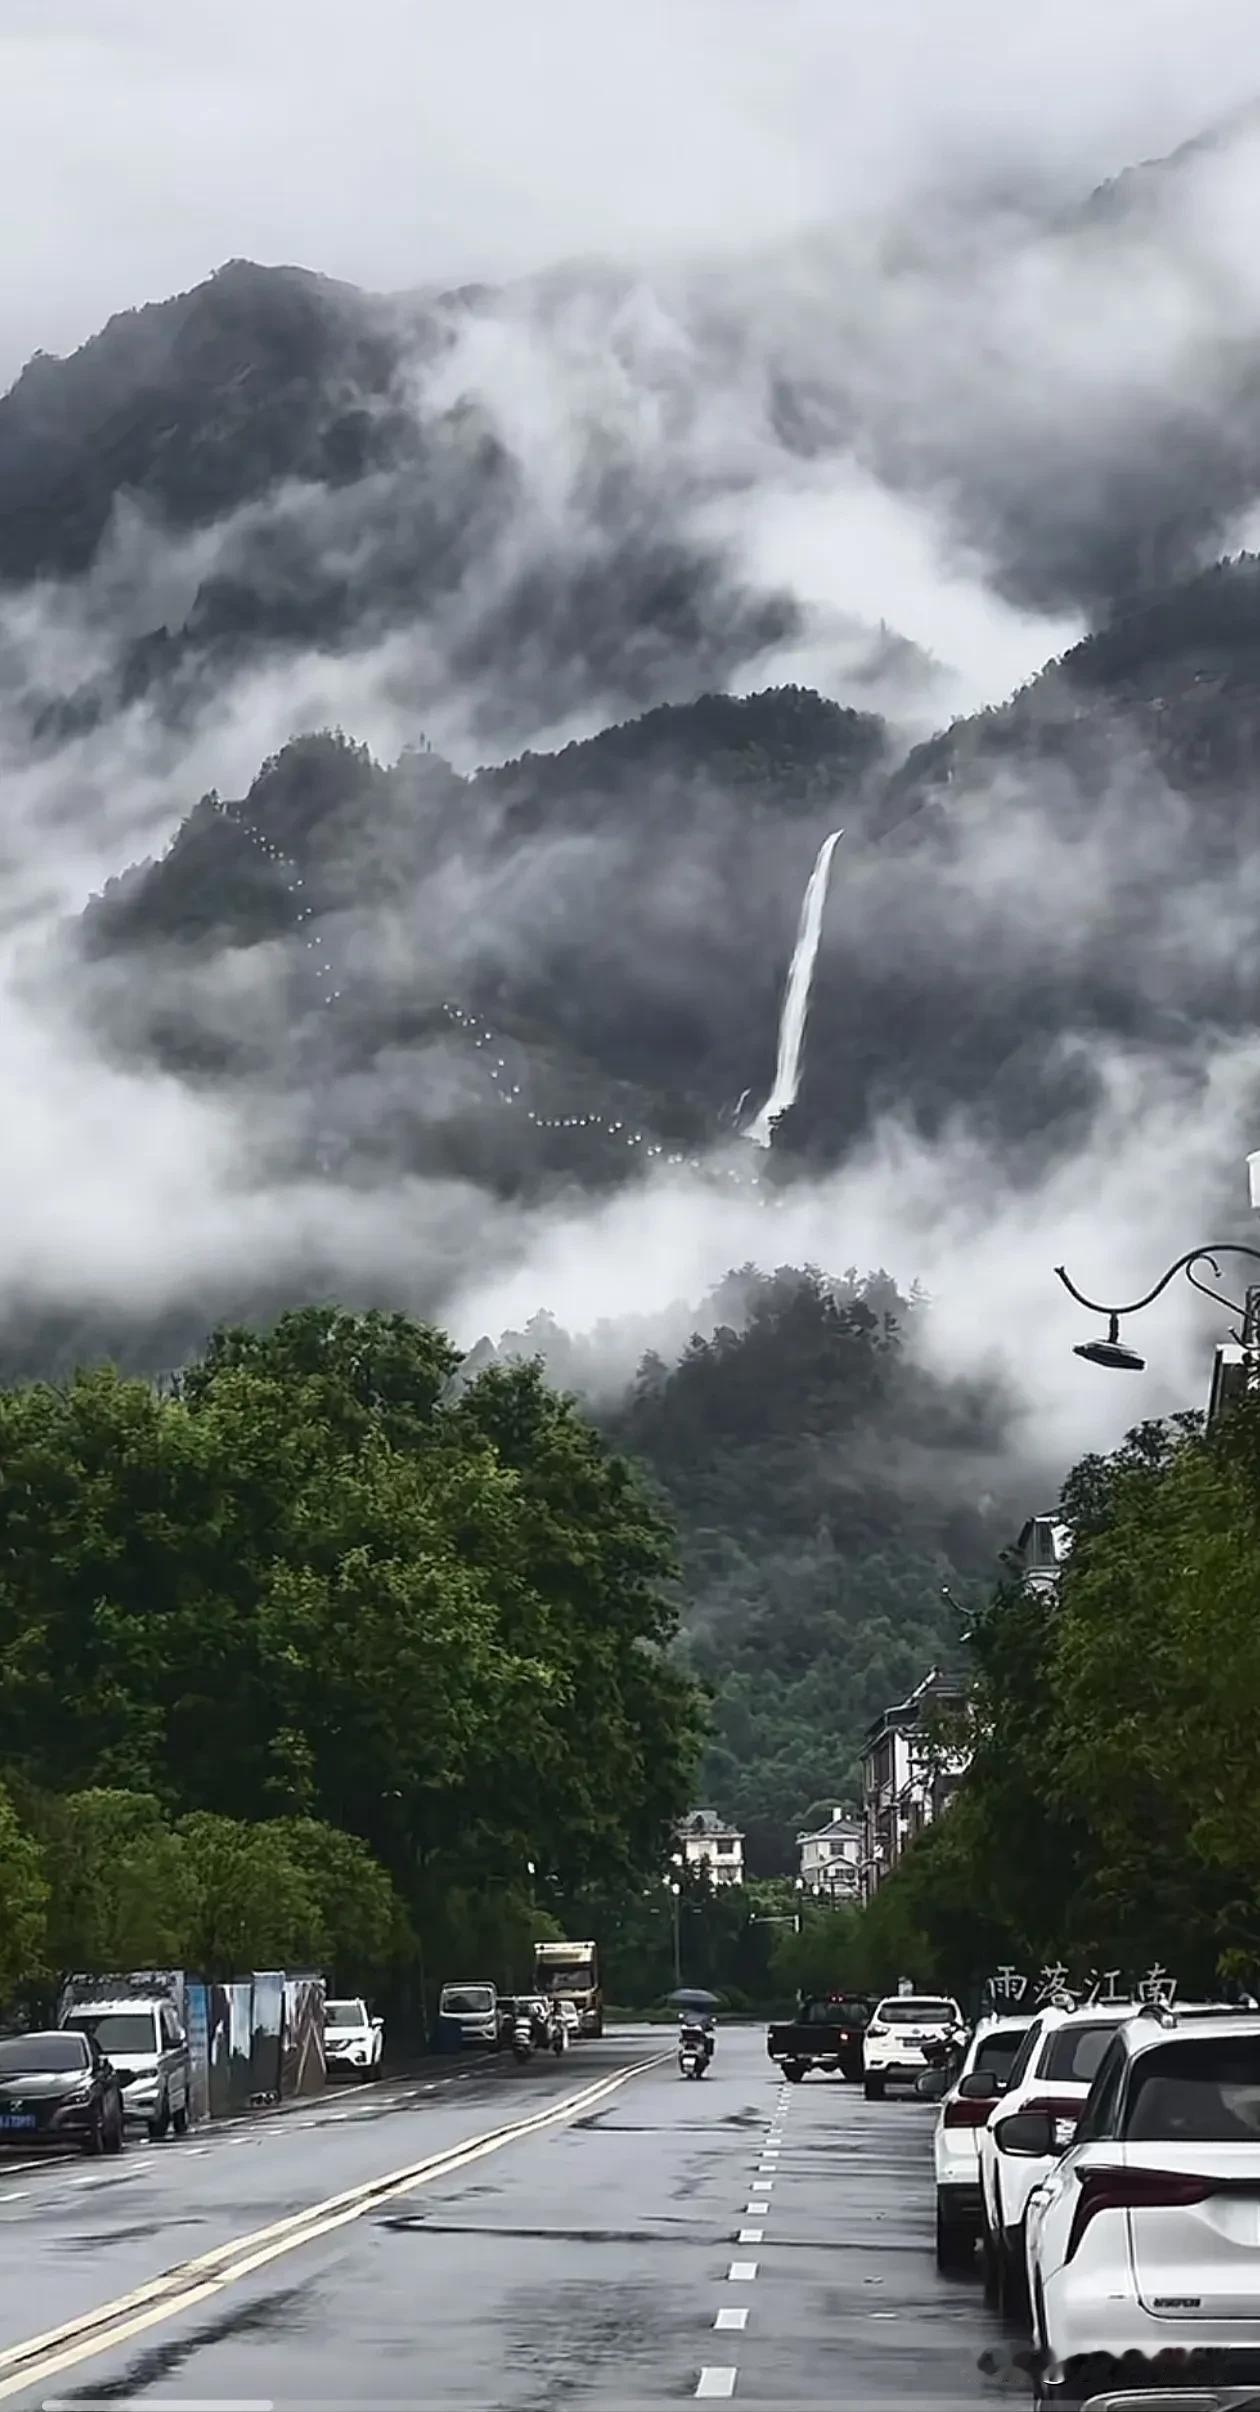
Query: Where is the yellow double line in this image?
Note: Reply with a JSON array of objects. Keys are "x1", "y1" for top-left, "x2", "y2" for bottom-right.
[{"x1": 0, "y1": 2053, "x2": 667, "y2": 2403}]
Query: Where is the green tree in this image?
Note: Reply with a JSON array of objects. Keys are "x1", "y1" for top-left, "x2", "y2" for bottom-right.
[
  {"x1": 41, "y1": 1788, "x2": 192, "y2": 1974},
  {"x1": 0, "y1": 1308, "x2": 701, "y2": 1983},
  {"x1": 0, "y1": 1781, "x2": 47, "y2": 2003},
  {"x1": 176, "y1": 1813, "x2": 328, "y2": 1976},
  {"x1": 1047, "y1": 1401, "x2": 1260, "y2": 1983},
  {"x1": 270, "y1": 1818, "x2": 408, "y2": 1979}
]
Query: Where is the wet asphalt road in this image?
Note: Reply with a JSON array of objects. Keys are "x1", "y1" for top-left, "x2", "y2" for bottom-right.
[{"x1": 0, "y1": 2027, "x2": 1021, "y2": 2408}]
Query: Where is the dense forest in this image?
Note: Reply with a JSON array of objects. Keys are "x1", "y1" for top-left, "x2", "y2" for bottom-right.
[
  {"x1": 496, "y1": 1265, "x2": 1015, "y2": 1866},
  {"x1": 0, "y1": 1306, "x2": 700, "y2": 2016}
]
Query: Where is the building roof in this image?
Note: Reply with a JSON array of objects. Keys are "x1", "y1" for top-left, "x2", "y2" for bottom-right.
[
  {"x1": 679, "y1": 1808, "x2": 744, "y2": 1840},
  {"x1": 1013, "y1": 1513, "x2": 1072, "y2": 1572},
  {"x1": 796, "y1": 1812, "x2": 863, "y2": 1843},
  {"x1": 862, "y1": 1665, "x2": 968, "y2": 1748}
]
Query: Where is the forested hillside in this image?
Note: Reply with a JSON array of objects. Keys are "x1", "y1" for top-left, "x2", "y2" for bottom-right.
[{"x1": 499, "y1": 1266, "x2": 1014, "y2": 1868}]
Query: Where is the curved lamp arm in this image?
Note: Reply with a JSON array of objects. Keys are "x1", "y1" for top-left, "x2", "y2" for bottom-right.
[{"x1": 1055, "y1": 1245, "x2": 1260, "y2": 1322}]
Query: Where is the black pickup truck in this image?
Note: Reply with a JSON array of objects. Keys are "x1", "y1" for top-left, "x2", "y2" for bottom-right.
[{"x1": 766, "y1": 1993, "x2": 874, "y2": 2082}]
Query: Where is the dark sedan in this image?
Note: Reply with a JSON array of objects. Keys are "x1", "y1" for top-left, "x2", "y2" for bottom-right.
[{"x1": 0, "y1": 2030, "x2": 125, "y2": 2154}]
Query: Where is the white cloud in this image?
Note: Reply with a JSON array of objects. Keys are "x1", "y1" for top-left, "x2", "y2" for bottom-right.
[{"x1": 2, "y1": 0, "x2": 1258, "y2": 379}]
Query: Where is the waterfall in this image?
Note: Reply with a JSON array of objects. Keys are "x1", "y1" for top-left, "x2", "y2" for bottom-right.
[{"x1": 745, "y1": 829, "x2": 843, "y2": 1148}]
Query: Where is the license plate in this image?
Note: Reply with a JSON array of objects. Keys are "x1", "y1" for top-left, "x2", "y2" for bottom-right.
[{"x1": 0, "y1": 2115, "x2": 36, "y2": 2130}]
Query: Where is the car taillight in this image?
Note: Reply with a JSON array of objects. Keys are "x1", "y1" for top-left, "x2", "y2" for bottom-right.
[
  {"x1": 1065, "y1": 2167, "x2": 1217, "y2": 2264},
  {"x1": 867, "y1": 2021, "x2": 887, "y2": 2037},
  {"x1": 1022, "y1": 2096, "x2": 1085, "y2": 2121},
  {"x1": 944, "y1": 2096, "x2": 994, "y2": 2128}
]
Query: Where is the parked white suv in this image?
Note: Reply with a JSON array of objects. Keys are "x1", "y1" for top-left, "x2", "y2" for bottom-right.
[
  {"x1": 1026, "y1": 2009, "x2": 1260, "y2": 2408},
  {"x1": 61, "y1": 1996, "x2": 192, "y2": 2139},
  {"x1": 324, "y1": 1999, "x2": 383, "y2": 2080},
  {"x1": 863, "y1": 1995, "x2": 963, "y2": 2100},
  {"x1": 933, "y1": 2012, "x2": 1035, "y2": 2271},
  {"x1": 977, "y1": 2002, "x2": 1136, "y2": 2318}
]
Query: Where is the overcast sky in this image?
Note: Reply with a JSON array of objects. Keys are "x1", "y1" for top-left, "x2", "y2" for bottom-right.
[{"x1": 2, "y1": 0, "x2": 1258, "y2": 382}]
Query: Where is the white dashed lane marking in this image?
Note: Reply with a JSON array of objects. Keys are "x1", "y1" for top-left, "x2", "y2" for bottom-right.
[
  {"x1": 728, "y1": 2262, "x2": 758, "y2": 2281},
  {"x1": 737, "y1": 2227, "x2": 763, "y2": 2243},
  {"x1": 696, "y1": 2368, "x2": 737, "y2": 2398},
  {"x1": 714, "y1": 2309, "x2": 749, "y2": 2333}
]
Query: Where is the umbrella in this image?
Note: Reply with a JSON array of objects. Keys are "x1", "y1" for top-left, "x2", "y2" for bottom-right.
[{"x1": 666, "y1": 1987, "x2": 721, "y2": 2009}]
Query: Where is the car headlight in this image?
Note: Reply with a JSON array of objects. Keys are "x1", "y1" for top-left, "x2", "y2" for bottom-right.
[{"x1": 62, "y1": 2087, "x2": 94, "y2": 2108}]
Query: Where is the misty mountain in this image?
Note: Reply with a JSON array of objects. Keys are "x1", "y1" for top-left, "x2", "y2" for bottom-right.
[
  {"x1": 62, "y1": 549, "x2": 1260, "y2": 1232},
  {"x1": 0, "y1": 258, "x2": 799, "y2": 751},
  {"x1": 8, "y1": 102, "x2": 1260, "y2": 773}
]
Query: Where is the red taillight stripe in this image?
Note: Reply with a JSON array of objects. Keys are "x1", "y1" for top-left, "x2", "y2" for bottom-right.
[
  {"x1": 944, "y1": 2096, "x2": 994, "y2": 2128},
  {"x1": 1065, "y1": 2167, "x2": 1218, "y2": 2264}
]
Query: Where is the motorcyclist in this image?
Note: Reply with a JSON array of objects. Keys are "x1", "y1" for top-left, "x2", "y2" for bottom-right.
[
  {"x1": 679, "y1": 2008, "x2": 716, "y2": 2065},
  {"x1": 678, "y1": 2017, "x2": 710, "y2": 2075}
]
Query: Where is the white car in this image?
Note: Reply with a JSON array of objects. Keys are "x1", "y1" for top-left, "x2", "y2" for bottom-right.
[
  {"x1": 863, "y1": 1994, "x2": 963, "y2": 2100},
  {"x1": 62, "y1": 1994, "x2": 192, "y2": 2140},
  {"x1": 977, "y1": 2001, "x2": 1137, "y2": 2318},
  {"x1": 1026, "y1": 2009, "x2": 1260, "y2": 2409},
  {"x1": 933, "y1": 2012, "x2": 1036, "y2": 2271},
  {"x1": 556, "y1": 2000, "x2": 580, "y2": 2039},
  {"x1": 324, "y1": 1998, "x2": 383, "y2": 2080}
]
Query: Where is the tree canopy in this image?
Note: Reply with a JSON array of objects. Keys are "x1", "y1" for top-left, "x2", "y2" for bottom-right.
[
  {"x1": 0, "y1": 1306, "x2": 700, "y2": 2012},
  {"x1": 852, "y1": 1397, "x2": 1260, "y2": 1998}
]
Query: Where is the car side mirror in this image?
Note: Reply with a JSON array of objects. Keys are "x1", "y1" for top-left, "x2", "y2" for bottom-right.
[
  {"x1": 996, "y1": 2109, "x2": 1061, "y2": 2156},
  {"x1": 958, "y1": 2069, "x2": 1002, "y2": 2101},
  {"x1": 915, "y1": 2068, "x2": 951, "y2": 2100},
  {"x1": 372, "y1": 2017, "x2": 383, "y2": 2030}
]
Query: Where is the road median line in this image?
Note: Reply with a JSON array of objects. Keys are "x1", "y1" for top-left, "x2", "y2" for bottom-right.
[{"x1": 0, "y1": 2051, "x2": 668, "y2": 2402}]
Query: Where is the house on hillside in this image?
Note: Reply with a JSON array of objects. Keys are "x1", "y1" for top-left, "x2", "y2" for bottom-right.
[
  {"x1": 1006, "y1": 1512, "x2": 1071, "y2": 1595},
  {"x1": 860, "y1": 1668, "x2": 969, "y2": 1902},
  {"x1": 677, "y1": 1808, "x2": 745, "y2": 1887},
  {"x1": 796, "y1": 1807, "x2": 862, "y2": 1899}
]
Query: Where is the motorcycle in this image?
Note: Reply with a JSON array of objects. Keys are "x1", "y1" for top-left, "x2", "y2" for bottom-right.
[
  {"x1": 511, "y1": 2010, "x2": 534, "y2": 2065},
  {"x1": 916, "y1": 2024, "x2": 969, "y2": 2098},
  {"x1": 679, "y1": 2021, "x2": 709, "y2": 2079}
]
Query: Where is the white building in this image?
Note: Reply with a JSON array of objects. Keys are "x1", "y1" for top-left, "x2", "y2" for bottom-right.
[
  {"x1": 677, "y1": 1808, "x2": 745, "y2": 1888},
  {"x1": 1007, "y1": 1512, "x2": 1071, "y2": 1595},
  {"x1": 860, "y1": 1668, "x2": 969, "y2": 1901},
  {"x1": 796, "y1": 1807, "x2": 863, "y2": 1899}
]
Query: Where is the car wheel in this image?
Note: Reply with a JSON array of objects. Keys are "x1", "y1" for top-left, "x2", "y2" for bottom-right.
[
  {"x1": 935, "y1": 2194, "x2": 974, "y2": 2274},
  {"x1": 979, "y1": 2214, "x2": 1000, "y2": 2306},
  {"x1": 784, "y1": 2063, "x2": 804, "y2": 2084},
  {"x1": 1037, "y1": 2354, "x2": 1112, "y2": 2412},
  {"x1": 147, "y1": 2091, "x2": 171, "y2": 2142},
  {"x1": 996, "y1": 2224, "x2": 1029, "y2": 2323},
  {"x1": 172, "y1": 2100, "x2": 190, "y2": 2134},
  {"x1": 863, "y1": 2075, "x2": 885, "y2": 2100}
]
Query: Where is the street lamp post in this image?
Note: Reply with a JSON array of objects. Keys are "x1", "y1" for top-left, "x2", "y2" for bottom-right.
[
  {"x1": 1056, "y1": 1246, "x2": 1260, "y2": 1375},
  {"x1": 668, "y1": 1881, "x2": 682, "y2": 1985}
]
